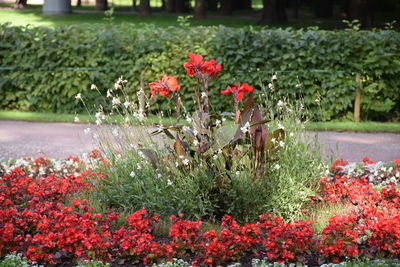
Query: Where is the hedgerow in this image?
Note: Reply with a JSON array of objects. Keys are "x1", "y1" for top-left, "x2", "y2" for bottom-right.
[{"x1": 0, "y1": 24, "x2": 399, "y2": 120}]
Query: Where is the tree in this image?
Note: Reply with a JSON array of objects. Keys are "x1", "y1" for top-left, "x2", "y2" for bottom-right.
[
  {"x1": 194, "y1": 0, "x2": 206, "y2": 19},
  {"x1": 347, "y1": 0, "x2": 374, "y2": 27},
  {"x1": 207, "y1": 0, "x2": 218, "y2": 11},
  {"x1": 77, "y1": 0, "x2": 81, "y2": 7},
  {"x1": 140, "y1": 0, "x2": 151, "y2": 16},
  {"x1": 14, "y1": 0, "x2": 27, "y2": 9},
  {"x1": 96, "y1": 0, "x2": 108, "y2": 11},
  {"x1": 233, "y1": 0, "x2": 251, "y2": 10},
  {"x1": 259, "y1": 0, "x2": 287, "y2": 24},
  {"x1": 166, "y1": 0, "x2": 175, "y2": 12},
  {"x1": 220, "y1": 0, "x2": 233, "y2": 15}
]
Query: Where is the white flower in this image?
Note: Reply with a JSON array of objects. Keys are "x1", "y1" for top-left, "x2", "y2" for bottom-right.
[
  {"x1": 112, "y1": 128, "x2": 119, "y2": 137},
  {"x1": 274, "y1": 164, "x2": 281, "y2": 170},
  {"x1": 217, "y1": 149, "x2": 222, "y2": 154},
  {"x1": 271, "y1": 138, "x2": 276, "y2": 143},
  {"x1": 124, "y1": 101, "x2": 130, "y2": 108},
  {"x1": 84, "y1": 128, "x2": 91, "y2": 135},
  {"x1": 138, "y1": 151, "x2": 144, "y2": 158},
  {"x1": 201, "y1": 92, "x2": 207, "y2": 99},
  {"x1": 277, "y1": 100, "x2": 286, "y2": 108},
  {"x1": 268, "y1": 83, "x2": 273, "y2": 89},
  {"x1": 91, "y1": 84, "x2": 97, "y2": 90},
  {"x1": 175, "y1": 161, "x2": 179, "y2": 167},
  {"x1": 95, "y1": 112, "x2": 103, "y2": 119},
  {"x1": 272, "y1": 74, "x2": 277, "y2": 80},
  {"x1": 75, "y1": 93, "x2": 82, "y2": 99},
  {"x1": 106, "y1": 89, "x2": 112, "y2": 98},
  {"x1": 112, "y1": 97, "x2": 121, "y2": 105},
  {"x1": 182, "y1": 159, "x2": 189, "y2": 166},
  {"x1": 289, "y1": 132, "x2": 294, "y2": 137},
  {"x1": 215, "y1": 119, "x2": 222, "y2": 128},
  {"x1": 277, "y1": 123, "x2": 284, "y2": 130},
  {"x1": 186, "y1": 116, "x2": 192, "y2": 123},
  {"x1": 240, "y1": 122, "x2": 250, "y2": 134},
  {"x1": 137, "y1": 163, "x2": 142, "y2": 170},
  {"x1": 74, "y1": 116, "x2": 80, "y2": 122},
  {"x1": 222, "y1": 118, "x2": 226, "y2": 122},
  {"x1": 295, "y1": 84, "x2": 301, "y2": 88},
  {"x1": 96, "y1": 119, "x2": 102, "y2": 125},
  {"x1": 183, "y1": 126, "x2": 190, "y2": 132},
  {"x1": 235, "y1": 171, "x2": 240, "y2": 176},
  {"x1": 167, "y1": 179, "x2": 173, "y2": 186},
  {"x1": 396, "y1": 172, "x2": 400, "y2": 178},
  {"x1": 193, "y1": 139, "x2": 199, "y2": 146},
  {"x1": 213, "y1": 154, "x2": 218, "y2": 160},
  {"x1": 130, "y1": 171, "x2": 136, "y2": 177},
  {"x1": 279, "y1": 141, "x2": 285, "y2": 147}
]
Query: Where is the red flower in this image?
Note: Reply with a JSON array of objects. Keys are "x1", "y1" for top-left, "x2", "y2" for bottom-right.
[
  {"x1": 331, "y1": 158, "x2": 348, "y2": 173},
  {"x1": 183, "y1": 52, "x2": 222, "y2": 79},
  {"x1": 393, "y1": 159, "x2": 400, "y2": 167},
  {"x1": 149, "y1": 74, "x2": 180, "y2": 99},
  {"x1": 221, "y1": 83, "x2": 254, "y2": 102}
]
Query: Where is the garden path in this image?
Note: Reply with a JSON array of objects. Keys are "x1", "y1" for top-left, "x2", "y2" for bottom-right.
[{"x1": 0, "y1": 120, "x2": 399, "y2": 163}]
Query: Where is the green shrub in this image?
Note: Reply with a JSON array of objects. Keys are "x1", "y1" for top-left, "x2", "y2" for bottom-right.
[
  {"x1": 0, "y1": 254, "x2": 31, "y2": 267},
  {"x1": 0, "y1": 23, "x2": 399, "y2": 120}
]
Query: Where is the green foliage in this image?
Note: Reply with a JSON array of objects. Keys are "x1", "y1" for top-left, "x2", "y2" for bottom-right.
[
  {"x1": 0, "y1": 24, "x2": 399, "y2": 120},
  {"x1": 0, "y1": 254, "x2": 30, "y2": 267}
]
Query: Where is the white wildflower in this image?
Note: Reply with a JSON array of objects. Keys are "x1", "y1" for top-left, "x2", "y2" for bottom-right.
[
  {"x1": 215, "y1": 119, "x2": 222, "y2": 128},
  {"x1": 289, "y1": 132, "x2": 294, "y2": 137},
  {"x1": 106, "y1": 89, "x2": 112, "y2": 98},
  {"x1": 279, "y1": 141, "x2": 285, "y2": 147},
  {"x1": 137, "y1": 163, "x2": 142, "y2": 170},
  {"x1": 268, "y1": 83, "x2": 273, "y2": 89},
  {"x1": 182, "y1": 159, "x2": 189, "y2": 166},
  {"x1": 201, "y1": 92, "x2": 207, "y2": 99},
  {"x1": 91, "y1": 84, "x2": 97, "y2": 90},
  {"x1": 272, "y1": 74, "x2": 277, "y2": 80},
  {"x1": 271, "y1": 138, "x2": 276, "y2": 143},
  {"x1": 193, "y1": 139, "x2": 199, "y2": 146},
  {"x1": 274, "y1": 164, "x2": 281, "y2": 170},
  {"x1": 124, "y1": 101, "x2": 131, "y2": 108},
  {"x1": 295, "y1": 84, "x2": 301, "y2": 88},
  {"x1": 186, "y1": 116, "x2": 192, "y2": 123},
  {"x1": 218, "y1": 149, "x2": 222, "y2": 154},
  {"x1": 213, "y1": 154, "x2": 218, "y2": 160},
  {"x1": 96, "y1": 119, "x2": 102, "y2": 125},
  {"x1": 175, "y1": 161, "x2": 179, "y2": 167},
  {"x1": 277, "y1": 123, "x2": 284, "y2": 130},
  {"x1": 84, "y1": 128, "x2": 91, "y2": 135},
  {"x1": 235, "y1": 171, "x2": 240, "y2": 176},
  {"x1": 277, "y1": 100, "x2": 286, "y2": 108},
  {"x1": 112, "y1": 97, "x2": 121, "y2": 105},
  {"x1": 75, "y1": 93, "x2": 82, "y2": 100},
  {"x1": 74, "y1": 116, "x2": 80, "y2": 123},
  {"x1": 130, "y1": 171, "x2": 136, "y2": 177},
  {"x1": 167, "y1": 179, "x2": 173, "y2": 186}
]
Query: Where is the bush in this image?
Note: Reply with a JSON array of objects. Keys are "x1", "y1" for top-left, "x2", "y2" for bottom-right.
[{"x1": 0, "y1": 23, "x2": 399, "y2": 120}]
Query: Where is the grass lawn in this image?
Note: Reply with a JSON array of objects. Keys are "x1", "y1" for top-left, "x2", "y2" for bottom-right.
[{"x1": 1, "y1": 110, "x2": 400, "y2": 133}]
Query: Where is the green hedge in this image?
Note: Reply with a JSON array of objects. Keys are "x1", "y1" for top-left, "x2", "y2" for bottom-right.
[{"x1": 0, "y1": 23, "x2": 399, "y2": 120}]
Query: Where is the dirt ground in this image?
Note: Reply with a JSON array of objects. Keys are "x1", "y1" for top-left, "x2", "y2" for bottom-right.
[{"x1": 0, "y1": 120, "x2": 399, "y2": 163}]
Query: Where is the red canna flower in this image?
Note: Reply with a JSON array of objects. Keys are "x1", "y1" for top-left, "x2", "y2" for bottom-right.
[
  {"x1": 221, "y1": 83, "x2": 254, "y2": 102},
  {"x1": 149, "y1": 74, "x2": 180, "y2": 99},
  {"x1": 183, "y1": 52, "x2": 222, "y2": 79}
]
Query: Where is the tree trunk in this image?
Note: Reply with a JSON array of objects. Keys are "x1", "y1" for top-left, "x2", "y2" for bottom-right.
[
  {"x1": 194, "y1": 0, "x2": 206, "y2": 19},
  {"x1": 132, "y1": 0, "x2": 137, "y2": 9},
  {"x1": 220, "y1": 0, "x2": 233, "y2": 15},
  {"x1": 259, "y1": 0, "x2": 287, "y2": 24},
  {"x1": 14, "y1": 0, "x2": 27, "y2": 9},
  {"x1": 314, "y1": 0, "x2": 333, "y2": 18},
  {"x1": 175, "y1": 0, "x2": 186, "y2": 13},
  {"x1": 77, "y1": 0, "x2": 81, "y2": 7},
  {"x1": 233, "y1": 0, "x2": 251, "y2": 10},
  {"x1": 95, "y1": 0, "x2": 108, "y2": 11},
  {"x1": 140, "y1": 0, "x2": 151, "y2": 15},
  {"x1": 166, "y1": 0, "x2": 175, "y2": 12}
]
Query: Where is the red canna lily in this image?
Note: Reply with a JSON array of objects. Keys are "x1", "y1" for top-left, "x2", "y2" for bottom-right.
[
  {"x1": 183, "y1": 52, "x2": 222, "y2": 79},
  {"x1": 149, "y1": 74, "x2": 181, "y2": 99},
  {"x1": 221, "y1": 83, "x2": 254, "y2": 102}
]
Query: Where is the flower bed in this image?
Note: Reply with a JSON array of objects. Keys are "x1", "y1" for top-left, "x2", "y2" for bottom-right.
[{"x1": 1, "y1": 154, "x2": 400, "y2": 266}]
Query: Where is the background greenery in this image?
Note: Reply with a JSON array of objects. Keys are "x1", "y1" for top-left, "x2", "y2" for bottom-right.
[{"x1": 0, "y1": 23, "x2": 399, "y2": 121}]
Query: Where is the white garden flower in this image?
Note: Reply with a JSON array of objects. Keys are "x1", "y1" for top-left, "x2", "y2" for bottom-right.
[
  {"x1": 167, "y1": 179, "x2": 173, "y2": 186},
  {"x1": 268, "y1": 83, "x2": 273, "y2": 89},
  {"x1": 295, "y1": 83, "x2": 301, "y2": 88},
  {"x1": 274, "y1": 164, "x2": 281, "y2": 170},
  {"x1": 215, "y1": 119, "x2": 222, "y2": 128},
  {"x1": 193, "y1": 139, "x2": 199, "y2": 146},
  {"x1": 130, "y1": 171, "x2": 136, "y2": 177},
  {"x1": 272, "y1": 74, "x2": 277, "y2": 80},
  {"x1": 90, "y1": 84, "x2": 97, "y2": 90},
  {"x1": 96, "y1": 119, "x2": 102, "y2": 125},
  {"x1": 277, "y1": 100, "x2": 286, "y2": 108},
  {"x1": 289, "y1": 132, "x2": 294, "y2": 137},
  {"x1": 186, "y1": 116, "x2": 192, "y2": 123},
  {"x1": 213, "y1": 154, "x2": 218, "y2": 160},
  {"x1": 235, "y1": 171, "x2": 240, "y2": 176},
  {"x1": 75, "y1": 93, "x2": 82, "y2": 99},
  {"x1": 182, "y1": 159, "x2": 189, "y2": 166},
  {"x1": 106, "y1": 89, "x2": 112, "y2": 98},
  {"x1": 271, "y1": 138, "x2": 276, "y2": 143},
  {"x1": 124, "y1": 101, "x2": 131, "y2": 108},
  {"x1": 74, "y1": 116, "x2": 80, "y2": 123},
  {"x1": 112, "y1": 97, "x2": 121, "y2": 105},
  {"x1": 277, "y1": 123, "x2": 284, "y2": 130},
  {"x1": 84, "y1": 128, "x2": 91, "y2": 135},
  {"x1": 201, "y1": 92, "x2": 207, "y2": 99},
  {"x1": 279, "y1": 141, "x2": 285, "y2": 147}
]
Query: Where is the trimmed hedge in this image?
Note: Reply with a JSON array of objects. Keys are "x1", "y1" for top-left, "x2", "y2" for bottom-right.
[{"x1": 0, "y1": 23, "x2": 399, "y2": 120}]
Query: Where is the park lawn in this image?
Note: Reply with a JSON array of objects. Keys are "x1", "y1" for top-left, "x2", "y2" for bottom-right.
[{"x1": 1, "y1": 110, "x2": 400, "y2": 133}]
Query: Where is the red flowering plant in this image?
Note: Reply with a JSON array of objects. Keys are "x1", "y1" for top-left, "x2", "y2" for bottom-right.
[{"x1": 150, "y1": 51, "x2": 284, "y2": 179}]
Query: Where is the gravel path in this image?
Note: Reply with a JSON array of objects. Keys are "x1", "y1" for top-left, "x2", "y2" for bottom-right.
[{"x1": 0, "y1": 120, "x2": 399, "y2": 163}]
